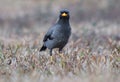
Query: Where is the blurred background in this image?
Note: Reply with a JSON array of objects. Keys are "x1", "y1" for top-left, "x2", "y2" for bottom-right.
[
  {"x1": 0, "y1": 0, "x2": 120, "y2": 31},
  {"x1": 0, "y1": 0, "x2": 120, "y2": 49}
]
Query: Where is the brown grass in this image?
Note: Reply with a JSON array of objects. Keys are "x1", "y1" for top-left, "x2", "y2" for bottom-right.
[
  {"x1": 0, "y1": 21, "x2": 120, "y2": 82},
  {"x1": 0, "y1": 0, "x2": 120, "y2": 82}
]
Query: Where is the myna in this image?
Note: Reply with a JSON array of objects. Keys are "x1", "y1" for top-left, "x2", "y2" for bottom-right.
[{"x1": 40, "y1": 9, "x2": 71, "y2": 62}]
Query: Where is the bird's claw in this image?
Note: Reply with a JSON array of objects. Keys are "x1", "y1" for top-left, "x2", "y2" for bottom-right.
[
  {"x1": 59, "y1": 53, "x2": 64, "y2": 59},
  {"x1": 50, "y1": 56, "x2": 54, "y2": 64}
]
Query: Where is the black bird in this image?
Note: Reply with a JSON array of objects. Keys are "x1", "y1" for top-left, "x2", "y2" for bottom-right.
[{"x1": 40, "y1": 9, "x2": 71, "y2": 61}]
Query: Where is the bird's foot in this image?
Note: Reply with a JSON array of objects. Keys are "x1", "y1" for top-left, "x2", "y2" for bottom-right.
[
  {"x1": 49, "y1": 56, "x2": 54, "y2": 64},
  {"x1": 59, "y1": 53, "x2": 66, "y2": 68},
  {"x1": 59, "y1": 53, "x2": 64, "y2": 59}
]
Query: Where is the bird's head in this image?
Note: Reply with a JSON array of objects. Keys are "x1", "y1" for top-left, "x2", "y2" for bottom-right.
[{"x1": 59, "y1": 9, "x2": 70, "y2": 19}]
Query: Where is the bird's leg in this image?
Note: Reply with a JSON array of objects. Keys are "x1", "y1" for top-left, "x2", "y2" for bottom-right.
[
  {"x1": 59, "y1": 49, "x2": 64, "y2": 58},
  {"x1": 59, "y1": 49, "x2": 62, "y2": 53},
  {"x1": 50, "y1": 49, "x2": 53, "y2": 63},
  {"x1": 59, "y1": 48, "x2": 65, "y2": 68}
]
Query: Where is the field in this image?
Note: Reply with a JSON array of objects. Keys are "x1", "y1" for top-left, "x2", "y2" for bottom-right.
[{"x1": 0, "y1": 0, "x2": 120, "y2": 82}]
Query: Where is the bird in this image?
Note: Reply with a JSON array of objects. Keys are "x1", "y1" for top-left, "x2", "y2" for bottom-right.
[{"x1": 40, "y1": 9, "x2": 71, "y2": 62}]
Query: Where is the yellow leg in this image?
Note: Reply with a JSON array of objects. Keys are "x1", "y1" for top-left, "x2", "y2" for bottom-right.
[
  {"x1": 59, "y1": 53, "x2": 64, "y2": 59},
  {"x1": 50, "y1": 56, "x2": 53, "y2": 63},
  {"x1": 49, "y1": 49, "x2": 53, "y2": 63},
  {"x1": 59, "y1": 53, "x2": 65, "y2": 68}
]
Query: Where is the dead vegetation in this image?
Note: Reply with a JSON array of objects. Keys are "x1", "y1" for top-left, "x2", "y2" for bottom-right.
[
  {"x1": 0, "y1": 21, "x2": 120, "y2": 82},
  {"x1": 0, "y1": 0, "x2": 120, "y2": 82}
]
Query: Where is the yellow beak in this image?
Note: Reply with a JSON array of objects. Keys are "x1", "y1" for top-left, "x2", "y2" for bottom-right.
[{"x1": 61, "y1": 13, "x2": 67, "y2": 17}]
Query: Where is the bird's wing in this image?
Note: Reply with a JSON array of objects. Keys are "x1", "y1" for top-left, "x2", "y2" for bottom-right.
[
  {"x1": 43, "y1": 24, "x2": 60, "y2": 42},
  {"x1": 43, "y1": 28, "x2": 53, "y2": 42}
]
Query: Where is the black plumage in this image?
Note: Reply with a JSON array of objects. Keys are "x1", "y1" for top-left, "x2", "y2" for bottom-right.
[{"x1": 40, "y1": 9, "x2": 71, "y2": 56}]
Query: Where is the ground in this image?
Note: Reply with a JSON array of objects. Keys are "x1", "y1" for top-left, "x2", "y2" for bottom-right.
[{"x1": 0, "y1": 20, "x2": 120, "y2": 82}]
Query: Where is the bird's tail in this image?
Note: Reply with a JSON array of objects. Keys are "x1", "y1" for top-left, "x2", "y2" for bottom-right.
[{"x1": 40, "y1": 45, "x2": 47, "y2": 51}]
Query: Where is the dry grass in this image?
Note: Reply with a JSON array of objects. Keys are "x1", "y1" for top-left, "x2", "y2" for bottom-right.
[
  {"x1": 0, "y1": 21, "x2": 120, "y2": 82},
  {"x1": 0, "y1": 1, "x2": 120, "y2": 82}
]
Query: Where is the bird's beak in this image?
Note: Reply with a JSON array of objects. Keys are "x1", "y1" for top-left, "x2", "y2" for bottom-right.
[{"x1": 61, "y1": 13, "x2": 67, "y2": 17}]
